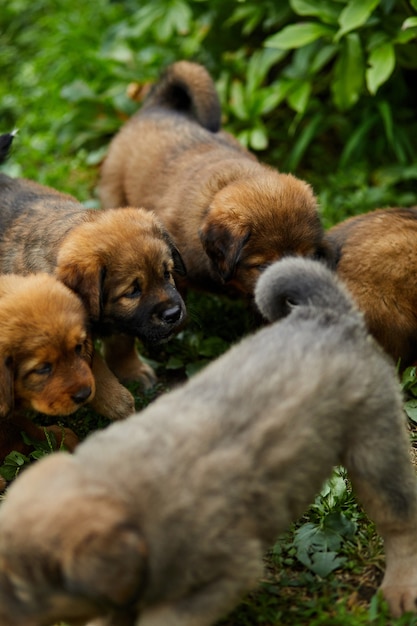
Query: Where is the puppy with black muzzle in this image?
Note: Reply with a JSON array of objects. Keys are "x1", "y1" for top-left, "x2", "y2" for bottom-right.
[
  {"x1": 0, "y1": 133, "x2": 186, "y2": 420},
  {"x1": 0, "y1": 257, "x2": 416, "y2": 626}
]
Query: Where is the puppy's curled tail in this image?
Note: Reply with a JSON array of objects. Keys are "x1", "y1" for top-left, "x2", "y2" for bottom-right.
[
  {"x1": 0, "y1": 130, "x2": 17, "y2": 165},
  {"x1": 255, "y1": 257, "x2": 355, "y2": 323},
  {"x1": 142, "y1": 60, "x2": 221, "y2": 132}
]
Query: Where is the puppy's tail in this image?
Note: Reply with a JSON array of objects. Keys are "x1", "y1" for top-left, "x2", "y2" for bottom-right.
[
  {"x1": 0, "y1": 130, "x2": 17, "y2": 165},
  {"x1": 255, "y1": 257, "x2": 355, "y2": 323},
  {"x1": 142, "y1": 61, "x2": 221, "y2": 132}
]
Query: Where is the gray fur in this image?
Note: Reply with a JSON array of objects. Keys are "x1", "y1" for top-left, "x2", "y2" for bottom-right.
[{"x1": 0, "y1": 258, "x2": 417, "y2": 626}]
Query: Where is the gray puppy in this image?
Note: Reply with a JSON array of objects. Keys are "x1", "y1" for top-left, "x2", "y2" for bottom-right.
[{"x1": 1, "y1": 257, "x2": 417, "y2": 626}]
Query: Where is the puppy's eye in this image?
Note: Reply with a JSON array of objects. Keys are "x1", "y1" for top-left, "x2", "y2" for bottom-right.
[
  {"x1": 164, "y1": 269, "x2": 171, "y2": 281},
  {"x1": 75, "y1": 343, "x2": 83, "y2": 356},
  {"x1": 31, "y1": 363, "x2": 52, "y2": 376},
  {"x1": 123, "y1": 281, "x2": 141, "y2": 299}
]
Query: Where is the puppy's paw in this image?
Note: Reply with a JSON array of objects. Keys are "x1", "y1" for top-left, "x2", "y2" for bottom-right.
[
  {"x1": 380, "y1": 557, "x2": 417, "y2": 617},
  {"x1": 380, "y1": 584, "x2": 417, "y2": 617},
  {"x1": 114, "y1": 358, "x2": 157, "y2": 389},
  {"x1": 44, "y1": 425, "x2": 79, "y2": 452},
  {"x1": 89, "y1": 383, "x2": 135, "y2": 421},
  {"x1": 103, "y1": 335, "x2": 157, "y2": 388}
]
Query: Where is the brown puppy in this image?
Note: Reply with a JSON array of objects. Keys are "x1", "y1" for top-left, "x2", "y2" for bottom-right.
[
  {"x1": 326, "y1": 206, "x2": 417, "y2": 368},
  {"x1": 0, "y1": 273, "x2": 95, "y2": 464},
  {"x1": 0, "y1": 148, "x2": 186, "y2": 420},
  {"x1": 1, "y1": 258, "x2": 417, "y2": 626},
  {"x1": 98, "y1": 60, "x2": 333, "y2": 297}
]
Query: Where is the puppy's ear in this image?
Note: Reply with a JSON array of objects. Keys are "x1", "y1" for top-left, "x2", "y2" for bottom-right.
[
  {"x1": 0, "y1": 357, "x2": 14, "y2": 419},
  {"x1": 160, "y1": 229, "x2": 187, "y2": 277},
  {"x1": 199, "y1": 222, "x2": 250, "y2": 283},
  {"x1": 56, "y1": 262, "x2": 105, "y2": 323},
  {"x1": 64, "y1": 519, "x2": 148, "y2": 607}
]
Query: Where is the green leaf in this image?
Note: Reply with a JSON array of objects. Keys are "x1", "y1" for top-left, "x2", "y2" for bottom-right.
[
  {"x1": 265, "y1": 23, "x2": 334, "y2": 50},
  {"x1": 366, "y1": 41, "x2": 395, "y2": 94},
  {"x1": 404, "y1": 399, "x2": 417, "y2": 423},
  {"x1": 229, "y1": 80, "x2": 248, "y2": 121},
  {"x1": 402, "y1": 17, "x2": 417, "y2": 29},
  {"x1": 309, "y1": 551, "x2": 346, "y2": 578},
  {"x1": 336, "y1": 0, "x2": 380, "y2": 40},
  {"x1": 287, "y1": 81, "x2": 311, "y2": 114},
  {"x1": 249, "y1": 126, "x2": 268, "y2": 151},
  {"x1": 331, "y1": 33, "x2": 364, "y2": 110},
  {"x1": 290, "y1": 0, "x2": 341, "y2": 24}
]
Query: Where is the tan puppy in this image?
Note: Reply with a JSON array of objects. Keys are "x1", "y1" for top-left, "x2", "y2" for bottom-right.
[
  {"x1": 0, "y1": 257, "x2": 416, "y2": 626},
  {"x1": 326, "y1": 206, "x2": 417, "y2": 368},
  {"x1": 0, "y1": 273, "x2": 95, "y2": 463},
  {"x1": 0, "y1": 135, "x2": 186, "y2": 420},
  {"x1": 98, "y1": 61, "x2": 333, "y2": 297}
]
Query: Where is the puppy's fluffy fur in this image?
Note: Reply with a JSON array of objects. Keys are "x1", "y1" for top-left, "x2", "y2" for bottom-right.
[
  {"x1": 326, "y1": 206, "x2": 417, "y2": 367},
  {"x1": 0, "y1": 136, "x2": 186, "y2": 419},
  {"x1": 0, "y1": 273, "x2": 95, "y2": 463},
  {"x1": 99, "y1": 61, "x2": 333, "y2": 296},
  {"x1": 1, "y1": 258, "x2": 417, "y2": 625}
]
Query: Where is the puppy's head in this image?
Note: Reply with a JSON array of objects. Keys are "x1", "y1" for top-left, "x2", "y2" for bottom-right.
[
  {"x1": 0, "y1": 453, "x2": 147, "y2": 625},
  {"x1": 0, "y1": 274, "x2": 95, "y2": 418},
  {"x1": 56, "y1": 208, "x2": 187, "y2": 345},
  {"x1": 254, "y1": 257, "x2": 355, "y2": 323},
  {"x1": 199, "y1": 170, "x2": 334, "y2": 295}
]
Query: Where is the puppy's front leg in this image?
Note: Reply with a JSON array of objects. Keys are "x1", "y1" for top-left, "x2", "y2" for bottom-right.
[
  {"x1": 103, "y1": 334, "x2": 157, "y2": 389},
  {"x1": 89, "y1": 350, "x2": 135, "y2": 420},
  {"x1": 344, "y1": 406, "x2": 417, "y2": 617}
]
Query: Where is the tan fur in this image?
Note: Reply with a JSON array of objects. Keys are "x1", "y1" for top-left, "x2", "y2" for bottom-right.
[
  {"x1": 98, "y1": 61, "x2": 333, "y2": 297},
  {"x1": 0, "y1": 273, "x2": 95, "y2": 463},
  {"x1": 0, "y1": 174, "x2": 186, "y2": 420},
  {"x1": 326, "y1": 206, "x2": 417, "y2": 367},
  {"x1": 1, "y1": 258, "x2": 417, "y2": 625}
]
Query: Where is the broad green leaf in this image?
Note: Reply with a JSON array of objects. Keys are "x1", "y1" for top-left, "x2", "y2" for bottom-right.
[
  {"x1": 290, "y1": 0, "x2": 340, "y2": 24},
  {"x1": 404, "y1": 399, "x2": 417, "y2": 423},
  {"x1": 249, "y1": 126, "x2": 268, "y2": 151},
  {"x1": 336, "y1": 0, "x2": 380, "y2": 40},
  {"x1": 310, "y1": 44, "x2": 338, "y2": 73},
  {"x1": 265, "y1": 23, "x2": 334, "y2": 50},
  {"x1": 309, "y1": 551, "x2": 346, "y2": 577},
  {"x1": 229, "y1": 80, "x2": 248, "y2": 121},
  {"x1": 246, "y1": 49, "x2": 287, "y2": 93},
  {"x1": 331, "y1": 33, "x2": 364, "y2": 110},
  {"x1": 402, "y1": 16, "x2": 417, "y2": 29},
  {"x1": 410, "y1": 0, "x2": 417, "y2": 11},
  {"x1": 366, "y1": 41, "x2": 395, "y2": 94},
  {"x1": 287, "y1": 81, "x2": 311, "y2": 113}
]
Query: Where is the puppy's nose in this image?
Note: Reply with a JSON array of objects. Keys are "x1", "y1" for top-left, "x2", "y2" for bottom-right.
[
  {"x1": 160, "y1": 304, "x2": 183, "y2": 324},
  {"x1": 72, "y1": 386, "x2": 93, "y2": 404}
]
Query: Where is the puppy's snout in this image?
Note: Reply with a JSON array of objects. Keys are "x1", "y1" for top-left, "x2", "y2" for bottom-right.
[
  {"x1": 71, "y1": 386, "x2": 93, "y2": 405},
  {"x1": 160, "y1": 304, "x2": 183, "y2": 325}
]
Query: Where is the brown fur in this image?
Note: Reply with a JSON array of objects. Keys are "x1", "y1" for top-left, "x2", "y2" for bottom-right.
[
  {"x1": 98, "y1": 60, "x2": 333, "y2": 297},
  {"x1": 326, "y1": 206, "x2": 417, "y2": 367},
  {"x1": 0, "y1": 273, "x2": 95, "y2": 464},
  {"x1": 1, "y1": 258, "x2": 417, "y2": 625},
  {"x1": 0, "y1": 173, "x2": 186, "y2": 420}
]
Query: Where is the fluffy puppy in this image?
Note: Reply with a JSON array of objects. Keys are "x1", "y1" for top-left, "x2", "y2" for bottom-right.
[
  {"x1": 0, "y1": 137, "x2": 186, "y2": 419},
  {"x1": 0, "y1": 258, "x2": 416, "y2": 626},
  {"x1": 98, "y1": 61, "x2": 333, "y2": 297},
  {"x1": 0, "y1": 273, "x2": 95, "y2": 463},
  {"x1": 326, "y1": 206, "x2": 417, "y2": 367}
]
